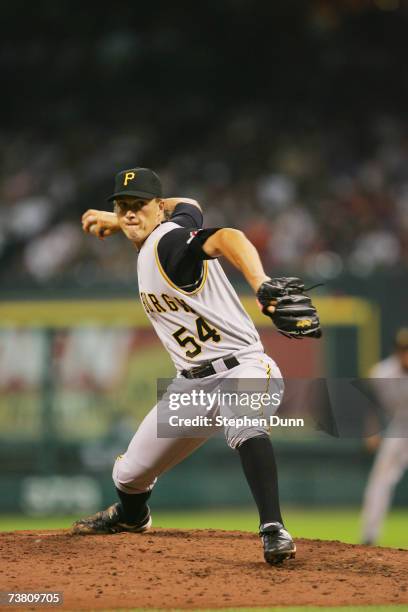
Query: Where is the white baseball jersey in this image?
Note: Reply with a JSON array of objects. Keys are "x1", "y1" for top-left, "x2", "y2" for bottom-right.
[
  {"x1": 361, "y1": 354, "x2": 408, "y2": 544},
  {"x1": 137, "y1": 221, "x2": 263, "y2": 372},
  {"x1": 370, "y1": 355, "x2": 408, "y2": 433}
]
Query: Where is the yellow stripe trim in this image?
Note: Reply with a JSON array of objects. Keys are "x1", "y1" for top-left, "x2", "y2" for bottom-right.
[
  {"x1": 154, "y1": 240, "x2": 208, "y2": 296},
  {"x1": 258, "y1": 358, "x2": 272, "y2": 430},
  {"x1": 0, "y1": 299, "x2": 149, "y2": 328}
]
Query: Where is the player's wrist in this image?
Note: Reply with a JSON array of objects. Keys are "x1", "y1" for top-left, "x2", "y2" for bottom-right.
[
  {"x1": 100, "y1": 212, "x2": 120, "y2": 234},
  {"x1": 251, "y1": 275, "x2": 271, "y2": 294}
]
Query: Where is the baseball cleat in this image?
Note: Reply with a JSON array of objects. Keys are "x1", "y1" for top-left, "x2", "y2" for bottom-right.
[
  {"x1": 71, "y1": 502, "x2": 152, "y2": 535},
  {"x1": 259, "y1": 522, "x2": 296, "y2": 565},
  {"x1": 362, "y1": 538, "x2": 374, "y2": 546}
]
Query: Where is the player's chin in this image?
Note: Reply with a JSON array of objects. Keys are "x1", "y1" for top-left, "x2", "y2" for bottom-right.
[{"x1": 124, "y1": 226, "x2": 143, "y2": 241}]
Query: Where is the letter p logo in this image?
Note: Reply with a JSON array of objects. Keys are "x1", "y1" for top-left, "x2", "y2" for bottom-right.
[{"x1": 123, "y1": 171, "x2": 135, "y2": 186}]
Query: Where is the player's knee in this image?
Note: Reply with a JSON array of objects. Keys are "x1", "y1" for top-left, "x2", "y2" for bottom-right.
[
  {"x1": 112, "y1": 455, "x2": 157, "y2": 493},
  {"x1": 225, "y1": 426, "x2": 269, "y2": 450}
]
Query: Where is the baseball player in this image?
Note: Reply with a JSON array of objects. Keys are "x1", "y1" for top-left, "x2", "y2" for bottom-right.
[
  {"x1": 72, "y1": 167, "x2": 321, "y2": 564},
  {"x1": 361, "y1": 328, "x2": 408, "y2": 545}
]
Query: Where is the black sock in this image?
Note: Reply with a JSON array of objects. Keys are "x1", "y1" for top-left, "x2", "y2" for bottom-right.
[
  {"x1": 237, "y1": 435, "x2": 283, "y2": 526},
  {"x1": 115, "y1": 487, "x2": 151, "y2": 524}
]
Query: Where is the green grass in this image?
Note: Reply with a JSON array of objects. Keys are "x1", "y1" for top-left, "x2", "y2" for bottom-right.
[{"x1": 0, "y1": 507, "x2": 407, "y2": 549}]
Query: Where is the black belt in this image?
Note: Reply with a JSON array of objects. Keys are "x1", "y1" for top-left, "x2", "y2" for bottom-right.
[{"x1": 181, "y1": 356, "x2": 240, "y2": 379}]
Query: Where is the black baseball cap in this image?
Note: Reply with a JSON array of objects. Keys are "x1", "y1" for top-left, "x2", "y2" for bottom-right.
[{"x1": 107, "y1": 167, "x2": 162, "y2": 202}]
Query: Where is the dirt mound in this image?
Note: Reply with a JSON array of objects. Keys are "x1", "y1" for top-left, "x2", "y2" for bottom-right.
[{"x1": 0, "y1": 528, "x2": 407, "y2": 609}]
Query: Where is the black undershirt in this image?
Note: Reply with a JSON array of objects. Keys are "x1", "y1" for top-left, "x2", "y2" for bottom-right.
[{"x1": 157, "y1": 202, "x2": 220, "y2": 292}]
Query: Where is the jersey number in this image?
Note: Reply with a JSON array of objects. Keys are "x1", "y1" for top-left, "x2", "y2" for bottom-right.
[{"x1": 172, "y1": 316, "x2": 221, "y2": 358}]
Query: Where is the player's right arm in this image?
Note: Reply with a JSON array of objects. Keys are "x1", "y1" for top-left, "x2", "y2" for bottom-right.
[
  {"x1": 82, "y1": 198, "x2": 202, "y2": 238},
  {"x1": 82, "y1": 209, "x2": 120, "y2": 239},
  {"x1": 162, "y1": 198, "x2": 202, "y2": 220}
]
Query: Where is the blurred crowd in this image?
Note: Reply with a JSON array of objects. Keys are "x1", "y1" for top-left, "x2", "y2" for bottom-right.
[
  {"x1": 1, "y1": 117, "x2": 408, "y2": 287},
  {"x1": 1, "y1": 0, "x2": 408, "y2": 288}
]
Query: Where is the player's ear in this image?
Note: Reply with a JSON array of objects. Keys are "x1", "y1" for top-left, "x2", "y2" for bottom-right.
[{"x1": 157, "y1": 198, "x2": 165, "y2": 218}]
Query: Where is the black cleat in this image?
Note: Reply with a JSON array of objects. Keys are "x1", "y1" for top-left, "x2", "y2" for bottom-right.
[
  {"x1": 260, "y1": 522, "x2": 296, "y2": 565},
  {"x1": 71, "y1": 502, "x2": 152, "y2": 535}
]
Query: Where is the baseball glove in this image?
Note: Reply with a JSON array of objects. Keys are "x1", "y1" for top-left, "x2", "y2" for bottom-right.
[{"x1": 256, "y1": 277, "x2": 322, "y2": 339}]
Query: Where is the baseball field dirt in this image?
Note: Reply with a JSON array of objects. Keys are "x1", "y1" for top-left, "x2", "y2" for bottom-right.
[{"x1": 0, "y1": 528, "x2": 407, "y2": 610}]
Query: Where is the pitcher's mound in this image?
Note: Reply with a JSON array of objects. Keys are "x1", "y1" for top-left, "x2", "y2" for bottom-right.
[{"x1": 0, "y1": 528, "x2": 407, "y2": 609}]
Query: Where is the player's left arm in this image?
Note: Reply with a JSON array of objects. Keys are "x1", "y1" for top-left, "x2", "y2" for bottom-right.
[
  {"x1": 201, "y1": 228, "x2": 270, "y2": 294},
  {"x1": 194, "y1": 227, "x2": 322, "y2": 337},
  {"x1": 200, "y1": 228, "x2": 322, "y2": 336}
]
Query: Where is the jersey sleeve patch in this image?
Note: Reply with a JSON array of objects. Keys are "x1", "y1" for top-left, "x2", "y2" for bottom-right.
[{"x1": 187, "y1": 228, "x2": 221, "y2": 260}]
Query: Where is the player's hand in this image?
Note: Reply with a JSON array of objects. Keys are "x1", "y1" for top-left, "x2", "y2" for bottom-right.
[
  {"x1": 256, "y1": 277, "x2": 322, "y2": 339},
  {"x1": 81, "y1": 209, "x2": 120, "y2": 240},
  {"x1": 364, "y1": 434, "x2": 381, "y2": 453},
  {"x1": 255, "y1": 277, "x2": 277, "y2": 314},
  {"x1": 256, "y1": 296, "x2": 277, "y2": 314}
]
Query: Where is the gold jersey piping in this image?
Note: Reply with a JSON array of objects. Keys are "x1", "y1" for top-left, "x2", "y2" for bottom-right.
[{"x1": 154, "y1": 240, "x2": 208, "y2": 296}]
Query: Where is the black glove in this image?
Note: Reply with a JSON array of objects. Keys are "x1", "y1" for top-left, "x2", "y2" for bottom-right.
[{"x1": 256, "y1": 277, "x2": 322, "y2": 339}]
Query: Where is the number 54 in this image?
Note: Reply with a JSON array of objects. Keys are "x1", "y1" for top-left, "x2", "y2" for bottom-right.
[{"x1": 172, "y1": 316, "x2": 221, "y2": 358}]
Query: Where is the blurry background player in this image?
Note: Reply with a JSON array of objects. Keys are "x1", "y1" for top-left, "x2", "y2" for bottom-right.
[{"x1": 361, "y1": 328, "x2": 408, "y2": 545}]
